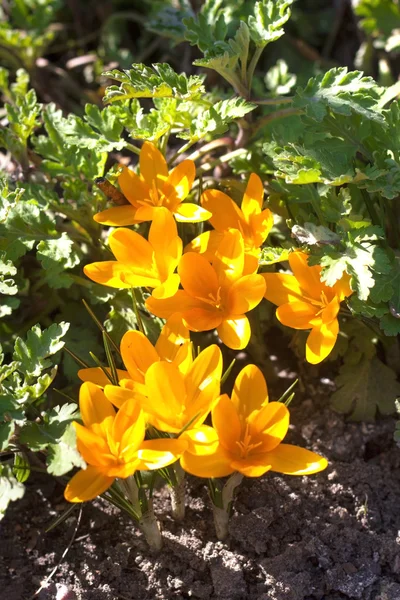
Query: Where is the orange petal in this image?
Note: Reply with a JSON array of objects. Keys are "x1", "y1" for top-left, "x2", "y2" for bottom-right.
[
  {"x1": 64, "y1": 465, "x2": 114, "y2": 502},
  {"x1": 321, "y1": 297, "x2": 340, "y2": 325},
  {"x1": 178, "y1": 252, "x2": 219, "y2": 301},
  {"x1": 249, "y1": 402, "x2": 290, "y2": 452},
  {"x1": 93, "y1": 205, "x2": 140, "y2": 226},
  {"x1": 78, "y1": 367, "x2": 129, "y2": 387},
  {"x1": 266, "y1": 443, "x2": 328, "y2": 475},
  {"x1": 229, "y1": 457, "x2": 272, "y2": 478},
  {"x1": 276, "y1": 301, "x2": 318, "y2": 329},
  {"x1": 182, "y1": 307, "x2": 222, "y2": 332},
  {"x1": 104, "y1": 384, "x2": 147, "y2": 409},
  {"x1": 83, "y1": 261, "x2": 131, "y2": 288},
  {"x1": 118, "y1": 165, "x2": 150, "y2": 205},
  {"x1": 174, "y1": 203, "x2": 212, "y2": 223},
  {"x1": 288, "y1": 252, "x2": 323, "y2": 300},
  {"x1": 109, "y1": 228, "x2": 154, "y2": 268},
  {"x1": 241, "y1": 173, "x2": 264, "y2": 218},
  {"x1": 306, "y1": 320, "x2": 339, "y2": 364},
  {"x1": 155, "y1": 313, "x2": 190, "y2": 361},
  {"x1": 134, "y1": 205, "x2": 157, "y2": 221},
  {"x1": 120, "y1": 330, "x2": 159, "y2": 382},
  {"x1": 137, "y1": 438, "x2": 188, "y2": 469},
  {"x1": 79, "y1": 382, "x2": 115, "y2": 437},
  {"x1": 113, "y1": 401, "x2": 146, "y2": 461},
  {"x1": 212, "y1": 394, "x2": 241, "y2": 452},
  {"x1": 149, "y1": 208, "x2": 182, "y2": 281},
  {"x1": 184, "y1": 345, "x2": 222, "y2": 426},
  {"x1": 250, "y1": 208, "x2": 274, "y2": 247},
  {"x1": 140, "y1": 141, "x2": 168, "y2": 194},
  {"x1": 180, "y1": 445, "x2": 234, "y2": 478},
  {"x1": 262, "y1": 272, "x2": 304, "y2": 306},
  {"x1": 231, "y1": 364, "x2": 269, "y2": 420},
  {"x1": 217, "y1": 315, "x2": 251, "y2": 350},
  {"x1": 179, "y1": 425, "x2": 219, "y2": 456},
  {"x1": 74, "y1": 422, "x2": 114, "y2": 467},
  {"x1": 212, "y1": 229, "x2": 244, "y2": 283},
  {"x1": 163, "y1": 159, "x2": 195, "y2": 203},
  {"x1": 201, "y1": 189, "x2": 245, "y2": 233},
  {"x1": 333, "y1": 272, "x2": 353, "y2": 301},
  {"x1": 143, "y1": 362, "x2": 186, "y2": 432},
  {"x1": 152, "y1": 273, "x2": 181, "y2": 299},
  {"x1": 185, "y1": 230, "x2": 224, "y2": 261},
  {"x1": 146, "y1": 290, "x2": 203, "y2": 319},
  {"x1": 227, "y1": 274, "x2": 266, "y2": 315}
]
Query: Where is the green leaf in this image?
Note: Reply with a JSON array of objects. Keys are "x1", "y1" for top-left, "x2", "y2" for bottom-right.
[
  {"x1": 291, "y1": 223, "x2": 341, "y2": 246},
  {"x1": 183, "y1": 0, "x2": 228, "y2": 53},
  {"x1": 248, "y1": 0, "x2": 293, "y2": 47},
  {"x1": 331, "y1": 356, "x2": 400, "y2": 420},
  {"x1": 0, "y1": 255, "x2": 18, "y2": 295},
  {"x1": 47, "y1": 423, "x2": 85, "y2": 476},
  {"x1": 259, "y1": 246, "x2": 291, "y2": 265},
  {"x1": 379, "y1": 313, "x2": 400, "y2": 336},
  {"x1": 103, "y1": 63, "x2": 205, "y2": 103},
  {"x1": 37, "y1": 232, "x2": 81, "y2": 289},
  {"x1": 0, "y1": 465, "x2": 25, "y2": 520},
  {"x1": 13, "y1": 322, "x2": 70, "y2": 377},
  {"x1": 0, "y1": 422, "x2": 15, "y2": 451},
  {"x1": 13, "y1": 452, "x2": 30, "y2": 483}
]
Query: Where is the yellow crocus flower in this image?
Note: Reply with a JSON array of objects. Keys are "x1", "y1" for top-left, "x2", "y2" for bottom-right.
[
  {"x1": 146, "y1": 230, "x2": 266, "y2": 350},
  {"x1": 94, "y1": 141, "x2": 210, "y2": 225},
  {"x1": 180, "y1": 364, "x2": 328, "y2": 478},
  {"x1": 262, "y1": 251, "x2": 353, "y2": 364},
  {"x1": 186, "y1": 173, "x2": 273, "y2": 273},
  {"x1": 64, "y1": 382, "x2": 187, "y2": 503},
  {"x1": 84, "y1": 207, "x2": 182, "y2": 299}
]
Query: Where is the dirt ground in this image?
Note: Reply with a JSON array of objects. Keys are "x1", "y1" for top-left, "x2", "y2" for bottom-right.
[{"x1": 1, "y1": 374, "x2": 400, "y2": 600}]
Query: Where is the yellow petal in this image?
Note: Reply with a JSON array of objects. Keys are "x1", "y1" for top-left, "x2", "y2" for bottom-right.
[
  {"x1": 79, "y1": 382, "x2": 115, "y2": 438},
  {"x1": 134, "y1": 205, "x2": 157, "y2": 221},
  {"x1": 143, "y1": 362, "x2": 186, "y2": 432},
  {"x1": 118, "y1": 165, "x2": 150, "y2": 205},
  {"x1": 276, "y1": 301, "x2": 319, "y2": 329},
  {"x1": 137, "y1": 438, "x2": 188, "y2": 469},
  {"x1": 149, "y1": 207, "x2": 182, "y2": 281},
  {"x1": 185, "y1": 230, "x2": 223, "y2": 261},
  {"x1": 105, "y1": 461, "x2": 141, "y2": 478},
  {"x1": 179, "y1": 252, "x2": 219, "y2": 301},
  {"x1": 262, "y1": 272, "x2": 304, "y2": 306},
  {"x1": 231, "y1": 364, "x2": 269, "y2": 420},
  {"x1": 229, "y1": 458, "x2": 272, "y2": 478},
  {"x1": 74, "y1": 422, "x2": 114, "y2": 467},
  {"x1": 241, "y1": 173, "x2": 264, "y2": 219},
  {"x1": 182, "y1": 307, "x2": 222, "y2": 332},
  {"x1": 180, "y1": 445, "x2": 234, "y2": 478},
  {"x1": 93, "y1": 205, "x2": 140, "y2": 226},
  {"x1": 288, "y1": 252, "x2": 323, "y2": 300},
  {"x1": 266, "y1": 443, "x2": 328, "y2": 475},
  {"x1": 83, "y1": 261, "x2": 131, "y2": 288},
  {"x1": 321, "y1": 296, "x2": 340, "y2": 324},
  {"x1": 201, "y1": 189, "x2": 246, "y2": 233},
  {"x1": 243, "y1": 252, "x2": 260, "y2": 275},
  {"x1": 146, "y1": 290, "x2": 203, "y2": 320},
  {"x1": 78, "y1": 367, "x2": 129, "y2": 387},
  {"x1": 249, "y1": 402, "x2": 290, "y2": 452},
  {"x1": 212, "y1": 229, "x2": 245, "y2": 283},
  {"x1": 227, "y1": 274, "x2": 266, "y2": 315},
  {"x1": 120, "y1": 330, "x2": 159, "y2": 382},
  {"x1": 64, "y1": 465, "x2": 114, "y2": 502},
  {"x1": 179, "y1": 425, "x2": 219, "y2": 456},
  {"x1": 250, "y1": 208, "x2": 274, "y2": 247},
  {"x1": 212, "y1": 394, "x2": 241, "y2": 452},
  {"x1": 184, "y1": 344, "x2": 222, "y2": 427},
  {"x1": 155, "y1": 313, "x2": 190, "y2": 361},
  {"x1": 175, "y1": 203, "x2": 212, "y2": 223},
  {"x1": 217, "y1": 315, "x2": 251, "y2": 350},
  {"x1": 140, "y1": 141, "x2": 168, "y2": 194},
  {"x1": 104, "y1": 384, "x2": 147, "y2": 409},
  {"x1": 109, "y1": 228, "x2": 155, "y2": 269},
  {"x1": 163, "y1": 159, "x2": 195, "y2": 203},
  {"x1": 333, "y1": 272, "x2": 353, "y2": 301},
  {"x1": 174, "y1": 342, "x2": 193, "y2": 373},
  {"x1": 152, "y1": 273, "x2": 181, "y2": 299},
  {"x1": 113, "y1": 401, "x2": 146, "y2": 461},
  {"x1": 306, "y1": 320, "x2": 339, "y2": 364}
]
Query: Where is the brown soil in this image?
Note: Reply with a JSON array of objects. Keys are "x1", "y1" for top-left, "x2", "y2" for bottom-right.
[{"x1": 1, "y1": 381, "x2": 400, "y2": 600}]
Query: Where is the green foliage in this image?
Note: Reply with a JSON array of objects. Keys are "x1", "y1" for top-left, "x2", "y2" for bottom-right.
[{"x1": 248, "y1": 0, "x2": 293, "y2": 47}]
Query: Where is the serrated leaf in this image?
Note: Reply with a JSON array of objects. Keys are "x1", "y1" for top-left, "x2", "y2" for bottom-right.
[
  {"x1": 259, "y1": 246, "x2": 291, "y2": 265},
  {"x1": 331, "y1": 356, "x2": 399, "y2": 420},
  {"x1": 291, "y1": 223, "x2": 341, "y2": 246},
  {"x1": 46, "y1": 423, "x2": 85, "y2": 476},
  {"x1": 248, "y1": 0, "x2": 293, "y2": 47},
  {"x1": 0, "y1": 465, "x2": 25, "y2": 520},
  {"x1": 379, "y1": 313, "x2": 400, "y2": 336},
  {"x1": 37, "y1": 232, "x2": 81, "y2": 289},
  {"x1": 13, "y1": 452, "x2": 30, "y2": 483},
  {"x1": 13, "y1": 322, "x2": 70, "y2": 377},
  {"x1": 0, "y1": 422, "x2": 15, "y2": 452}
]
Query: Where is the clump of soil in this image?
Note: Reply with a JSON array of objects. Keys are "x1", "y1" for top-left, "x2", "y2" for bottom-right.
[{"x1": 1, "y1": 382, "x2": 400, "y2": 600}]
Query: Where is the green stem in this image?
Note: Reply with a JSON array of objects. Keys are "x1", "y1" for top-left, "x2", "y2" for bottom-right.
[
  {"x1": 169, "y1": 463, "x2": 186, "y2": 521},
  {"x1": 131, "y1": 288, "x2": 146, "y2": 334},
  {"x1": 309, "y1": 185, "x2": 328, "y2": 227},
  {"x1": 251, "y1": 96, "x2": 294, "y2": 105},
  {"x1": 251, "y1": 107, "x2": 303, "y2": 138},
  {"x1": 126, "y1": 142, "x2": 142, "y2": 156},
  {"x1": 209, "y1": 473, "x2": 244, "y2": 541},
  {"x1": 246, "y1": 46, "x2": 265, "y2": 94}
]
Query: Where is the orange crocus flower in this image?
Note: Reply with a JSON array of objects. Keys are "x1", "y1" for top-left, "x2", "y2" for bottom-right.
[
  {"x1": 94, "y1": 141, "x2": 210, "y2": 225},
  {"x1": 146, "y1": 230, "x2": 266, "y2": 350},
  {"x1": 186, "y1": 173, "x2": 273, "y2": 273},
  {"x1": 84, "y1": 207, "x2": 182, "y2": 299},
  {"x1": 262, "y1": 251, "x2": 353, "y2": 364},
  {"x1": 64, "y1": 382, "x2": 187, "y2": 502},
  {"x1": 180, "y1": 364, "x2": 328, "y2": 478}
]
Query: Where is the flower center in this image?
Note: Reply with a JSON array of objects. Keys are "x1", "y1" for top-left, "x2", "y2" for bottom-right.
[{"x1": 235, "y1": 424, "x2": 263, "y2": 458}]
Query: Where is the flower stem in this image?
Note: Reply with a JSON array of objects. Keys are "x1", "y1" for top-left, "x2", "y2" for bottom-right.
[
  {"x1": 209, "y1": 472, "x2": 244, "y2": 541},
  {"x1": 138, "y1": 500, "x2": 163, "y2": 552},
  {"x1": 169, "y1": 463, "x2": 186, "y2": 521}
]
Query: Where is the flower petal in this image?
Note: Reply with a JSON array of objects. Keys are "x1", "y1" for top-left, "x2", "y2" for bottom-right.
[
  {"x1": 184, "y1": 345, "x2": 222, "y2": 427},
  {"x1": 266, "y1": 443, "x2": 328, "y2": 475},
  {"x1": 118, "y1": 165, "x2": 150, "y2": 205},
  {"x1": 179, "y1": 425, "x2": 219, "y2": 456},
  {"x1": 229, "y1": 457, "x2": 272, "y2": 478},
  {"x1": 288, "y1": 252, "x2": 323, "y2": 300},
  {"x1": 178, "y1": 252, "x2": 219, "y2": 301},
  {"x1": 185, "y1": 230, "x2": 223, "y2": 261},
  {"x1": 227, "y1": 274, "x2": 266, "y2": 315},
  {"x1": 78, "y1": 367, "x2": 129, "y2": 387},
  {"x1": 212, "y1": 394, "x2": 241, "y2": 452},
  {"x1": 201, "y1": 189, "x2": 245, "y2": 233},
  {"x1": 180, "y1": 445, "x2": 234, "y2": 478},
  {"x1": 321, "y1": 296, "x2": 340, "y2": 325},
  {"x1": 249, "y1": 402, "x2": 290, "y2": 452},
  {"x1": 250, "y1": 208, "x2": 274, "y2": 247},
  {"x1": 120, "y1": 330, "x2": 159, "y2": 382},
  {"x1": 276, "y1": 301, "x2": 319, "y2": 329},
  {"x1": 155, "y1": 314, "x2": 190, "y2": 361},
  {"x1": 333, "y1": 272, "x2": 353, "y2": 301},
  {"x1": 137, "y1": 438, "x2": 188, "y2": 469},
  {"x1": 83, "y1": 261, "x2": 131, "y2": 288},
  {"x1": 306, "y1": 320, "x2": 339, "y2": 364},
  {"x1": 104, "y1": 384, "x2": 147, "y2": 409},
  {"x1": 149, "y1": 207, "x2": 182, "y2": 281},
  {"x1": 113, "y1": 401, "x2": 146, "y2": 461},
  {"x1": 182, "y1": 307, "x2": 222, "y2": 332},
  {"x1": 143, "y1": 362, "x2": 186, "y2": 432},
  {"x1": 145, "y1": 290, "x2": 203, "y2": 320},
  {"x1": 140, "y1": 141, "x2": 168, "y2": 194},
  {"x1": 79, "y1": 382, "x2": 115, "y2": 437},
  {"x1": 74, "y1": 422, "x2": 114, "y2": 466},
  {"x1": 217, "y1": 315, "x2": 251, "y2": 350},
  {"x1": 212, "y1": 229, "x2": 245, "y2": 283},
  {"x1": 262, "y1": 272, "x2": 304, "y2": 305},
  {"x1": 175, "y1": 203, "x2": 212, "y2": 223},
  {"x1": 93, "y1": 205, "x2": 140, "y2": 226},
  {"x1": 231, "y1": 364, "x2": 269, "y2": 420},
  {"x1": 64, "y1": 465, "x2": 114, "y2": 502},
  {"x1": 241, "y1": 173, "x2": 264, "y2": 218},
  {"x1": 152, "y1": 273, "x2": 181, "y2": 299},
  {"x1": 164, "y1": 159, "x2": 195, "y2": 203},
  {"x1": 109, "y1": 228, "x2": 155, "y2": 270}
]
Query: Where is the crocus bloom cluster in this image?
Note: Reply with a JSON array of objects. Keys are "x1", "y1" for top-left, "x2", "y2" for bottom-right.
[
  {"x1": 180, "y1": 364, "x2": 327, "y2": 478},
  {"x1": 65, "y1": 382, "x2": 187, "y2": 502},
  {"x1": 262, "y1": 251, "x2": 353, "y2": 364},
  {"x1": 84, "y1": 207, "x2": 182, "y2": 299},
  {"x1": 94, "y1": 141, "x2": 210, "y2": 225},
  {"x1": 146, "y1": 230, "x2": 266, "y2": 350},
  {"x1": 187, "y1": 173, "x2": 273, "y2": 273}
]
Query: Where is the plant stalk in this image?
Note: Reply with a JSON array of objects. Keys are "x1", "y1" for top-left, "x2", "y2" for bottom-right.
[
  {"x1": 210, "y1": 472, "x2": 244, "y2": 541},
  {"x1": 169, "y1": 463, "x2": 186, "y2": 521}
]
